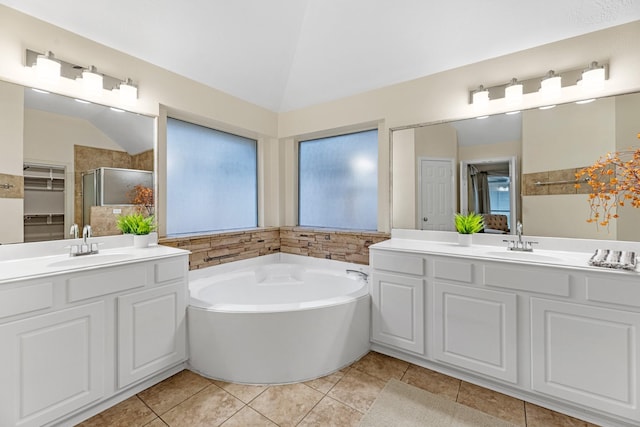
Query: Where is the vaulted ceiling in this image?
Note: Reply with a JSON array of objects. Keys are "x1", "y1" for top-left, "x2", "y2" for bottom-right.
[{"x1": 2, "y1": 0, "x2": 639, "y2": 112}]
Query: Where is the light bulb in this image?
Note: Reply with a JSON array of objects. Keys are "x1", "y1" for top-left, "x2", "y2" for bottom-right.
[
  {"x1": 35, "y1": 51, "x2": 61, "y2": 83},
  {"x1": 81, "y1": 65, "x2": 103, "y2": 97}
]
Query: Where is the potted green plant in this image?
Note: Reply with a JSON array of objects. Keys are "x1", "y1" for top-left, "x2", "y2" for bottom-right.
[
  {"x1": 116, "y1": 213, "x2": 157, "y2": 248},
  {"x1": 454, "y1": 212, "x2": 484, "y2": 246}
]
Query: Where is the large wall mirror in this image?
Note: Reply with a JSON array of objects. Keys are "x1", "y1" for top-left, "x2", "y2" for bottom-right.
[
  {"x1": 1, "y1": 80, "x2": 155, "y2": 244},
  {"x1": 392, "y1": 91, "x2": 640, "y2": 241}
]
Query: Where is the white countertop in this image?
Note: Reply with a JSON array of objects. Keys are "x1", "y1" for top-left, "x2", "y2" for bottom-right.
[
  {"x1": 0, "y1": 243, "x2": 189, "y2": 284},
  {"x1": 371, "y1": 237, "x2": 639, "y2": 274}
]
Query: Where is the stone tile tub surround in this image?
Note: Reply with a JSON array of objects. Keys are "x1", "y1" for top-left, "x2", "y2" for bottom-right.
[{"x1": 160, "y1": 226, "x2": 390, "y2": 270}]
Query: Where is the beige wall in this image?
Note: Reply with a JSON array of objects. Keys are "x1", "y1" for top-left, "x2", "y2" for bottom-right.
[
  {"x1": 1, "y1": 5, "x2": 639, "y2": 239},
  {"x1": 0, "y1": 80, "x2": 24, "y2": 243},
  {"x1": 521, "y1": 97, "x2": 618, "y2": 239},
  {"x1": 279, "y1": 21, "x2": 640, "y2": 233},
  {"x1": 458, "y1": 140, "x2": 521, "y2": 163},
  {"x1": 615, "y1": 93, "x2": 640, "y2": 241},
  {"x1": 392, "y1": 128, "x2": 415, "y2": 229}
]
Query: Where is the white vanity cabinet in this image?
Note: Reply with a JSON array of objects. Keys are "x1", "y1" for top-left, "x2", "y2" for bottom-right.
[
  {"x1": 0, "y1": 300, "x2": 105, "y2": 427},
  {"x1": 370, "y1": 243, "x2": 640, "y2": 426},
  {"x1": 531, "y1": 287, "x2": 640, "y2": 420},
  {"x1": 370, "y1": 251, "x2": 425, "y2": 354},
  {"x1": 0, "y1": 251, "x2": 188, "y2": 427}
]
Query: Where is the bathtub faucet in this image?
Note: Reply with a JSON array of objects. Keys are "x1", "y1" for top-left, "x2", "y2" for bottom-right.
[{"x1": 346, "y1": 269, "x2": 368, "y2": 281}]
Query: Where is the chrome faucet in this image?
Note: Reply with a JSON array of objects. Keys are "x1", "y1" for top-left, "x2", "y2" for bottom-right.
[
  {"x1": 68, "y1": 225, "x2": 99, "y2": 256},
  {"x1": 82, "y1": 224, "x2": 92, "y2": 243},
  {"x1": 346, "y1": 269, "x2": 369, "y2": 281},
  {"x1": 503, "y1": 221, "x2": 538, "y2": 252},
  {"x1": 69, "y1": 223, "x2": 79, "y2": 239}
]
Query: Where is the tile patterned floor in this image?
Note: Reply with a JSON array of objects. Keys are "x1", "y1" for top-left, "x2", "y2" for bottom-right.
[{"x1": 78, "y1": 351, "x2": 601, "y2": 427}]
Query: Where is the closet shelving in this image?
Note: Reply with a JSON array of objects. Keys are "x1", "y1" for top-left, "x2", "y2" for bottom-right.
[{"x1": 23, "y1": 163, "x2": 66, "y2": 242}]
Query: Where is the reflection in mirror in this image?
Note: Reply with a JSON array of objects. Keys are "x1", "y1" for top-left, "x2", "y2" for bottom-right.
[
  {"x1": 391, "y1": 91, "x2": 640, "y2": 241},
  {"x1": 460, "y1": 156, "x2": 518, "y2": 234},
  {"x1": 20, "y1": 87, "x2": 155, "y2": 242}
]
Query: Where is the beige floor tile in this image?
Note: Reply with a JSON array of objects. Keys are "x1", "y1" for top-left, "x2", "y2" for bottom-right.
[
  {"x1": 304, "y1": 370, "x2": 345, "y2": 394},
  {"x1": 160, "y1": 384, "x2": 244, "y2": 427},
  {"x1": 144, "y1": 418, "x2": 168, "y2": 427},
  {"x1": 327, "y1": 368, "x2": 387, "y2": 413},
  {"x1": 249, "y1": 382, "x2": 324, "y2": 427},
  {"x1": 77, "y1": 396, "x2": 156, "y2": 427},
  {"x1": 400, "y1": 364, "x2": 461, "y2": 401},
  {"x1": 298, "y1": 396, "x2": 364, "y2": 427},
  {"x1": 525, "y1": 402, "x2": 595, "y2": 427},
  {"x1": 138, "y1": 370, "x2": 211, "y2": 415},
  {"x1": 220, "y1": 406, "x2": 277, "y2": 426},
  {"x1": 351, "y1": 351, "x2": 409, "y2": 381},
  {"x1": 211, "y1": 379, "x2": 268, "y2": 403},
  {"x1": 457, "y1": 381, "x2": 526, "y2": 426}
]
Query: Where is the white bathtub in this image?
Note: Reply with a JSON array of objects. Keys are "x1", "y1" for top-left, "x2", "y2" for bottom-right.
[{"x1": 187, "y1": 253, "x2": 371, "y2": 384}]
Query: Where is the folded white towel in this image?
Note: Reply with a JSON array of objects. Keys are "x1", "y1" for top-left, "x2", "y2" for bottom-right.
[{"x1": 589, "y1": 249, "x2": 637, "y2": 271}]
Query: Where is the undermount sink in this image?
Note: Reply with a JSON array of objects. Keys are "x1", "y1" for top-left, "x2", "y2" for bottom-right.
[
  {"x1": 47, "y1": 253, "x2": 133, "y2": 268},
  {"x1": 483, "y1": 251, "x2": 563, "y2": 263}
]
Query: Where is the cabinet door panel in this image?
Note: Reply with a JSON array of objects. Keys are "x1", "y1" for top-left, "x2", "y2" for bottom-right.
[
  {"x1": 0, "y1": 302, "x2": 104, "y2": 427},
  {"x1": 531, "y1": 298, "x2": 640, "y2": 419},
  {"x1": 371, "y1": 272, "x2": 424, "y2": 354},
  {"x1": 434, "y1": 282, "x2": 517, "y2": 383},
  {"x1": 117, "y1": 283, "x2": 186, "y2": 388}
]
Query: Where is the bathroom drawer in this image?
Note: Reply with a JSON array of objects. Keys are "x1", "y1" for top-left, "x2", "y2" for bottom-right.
[
  {"x1": 586, "y1": 275, "x2": 640, "y2": 308},
  {"x1": 155, "y1": 258, "x2": 186, "y2": 283},
  {"x1": 371, "y1": 251, "x2": 424, "y2": 276},
  {"x1": 433, "y1": 259, "x2": 473, "y2": 283},
  {"x1": 0, "y1": 282, "x2": 53, "y2": 319},
  {"x1": 67, "y1": 265, "x2": 147, "y2": 302},
  {"x1": 483, "y1": 264, "x2": 570, "y2": 296}
]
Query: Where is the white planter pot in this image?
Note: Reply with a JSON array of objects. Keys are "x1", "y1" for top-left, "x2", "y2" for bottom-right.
[
  {"x1": 458, "y1": 233, "x2": 473, "y2": 247},
  {"x1": 133, "y1": 234, "x2": 149, "y2": 248}
]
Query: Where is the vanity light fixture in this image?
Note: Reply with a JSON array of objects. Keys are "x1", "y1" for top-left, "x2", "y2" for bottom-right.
[
  {"x1": 539, "y1": 70, "x2": 562, "y2": 99},
  {"x1": 472, "y1": 85, "x2": 490, "y2": 107},
  {"x1": 81, "y1": 65, "x2": 104, "y2": 97},
  {"x1": 25, "y1": 49, "x2": 139, "y2": 106},
  {"x1": 35, "y1": 51, "x2": 61, "y2": 83},
  {"x1": 505, "y1": 78, "x2": 523, "y2": 105},
  {"x1": 118, "y1": 78, "x2": 138, "y2": 105},
  {"x1": 581, "y1": 61, "x2": 605, "y2": 91},
  {"x1": 468, "y1": 61, "x2": 608, "y2": 109}
]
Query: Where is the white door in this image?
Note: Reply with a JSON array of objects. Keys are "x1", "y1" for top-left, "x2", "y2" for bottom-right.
[{"x1": 419, "y1": 159, "x2": 454, "y2": 230}]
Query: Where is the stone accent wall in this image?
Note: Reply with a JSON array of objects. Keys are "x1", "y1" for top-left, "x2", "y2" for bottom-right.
[
  {"x1": 159, "y1": 227, "x2": 390, "y2": 270},
  {"x1": 522, "y1": 167, "x2": 592, "y2": 196},
  {"x1": 160, "y1": 227, "x2": 281, "y2": 270},
  {"x1": 90, "y1": 205, "x2": 140, "y2": 237},
  {"x1": 0, "y1": 173, "x2": 24, "y2": 199},
  {"x1": 280, "y1": 227, "x2": 389, "y2": 265},
  {"x1": 131, "y1": 149, "x2": 154, "y2": 171}
]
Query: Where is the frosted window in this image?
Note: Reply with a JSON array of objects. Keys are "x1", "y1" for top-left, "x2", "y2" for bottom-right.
[
  {"x1": 166, "y1": 118, "x2": 257, "y2": 234},
  {"x1": 299, "y1": 129, "x2": 378, "y2": 230}
]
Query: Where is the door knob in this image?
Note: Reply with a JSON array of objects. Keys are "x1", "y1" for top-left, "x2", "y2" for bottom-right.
[{"x1": 423, "y1": 217, "x2": 428, "y2": 222}]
